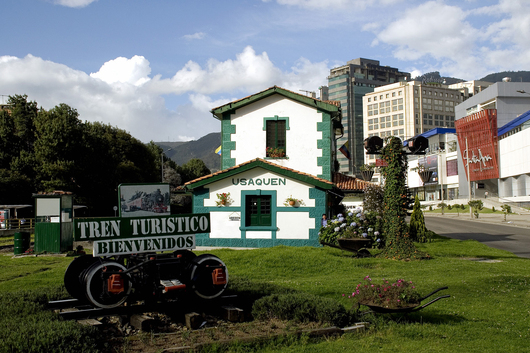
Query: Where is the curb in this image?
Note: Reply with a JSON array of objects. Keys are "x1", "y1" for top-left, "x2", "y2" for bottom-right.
[{"x1": 424, "y1": 213, "x2": 530, "y2": 229}]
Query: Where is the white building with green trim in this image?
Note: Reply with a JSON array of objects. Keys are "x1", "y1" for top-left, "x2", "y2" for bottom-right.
[{"x1": 184, "y1": 86, "x2": 346, "y2": 247}]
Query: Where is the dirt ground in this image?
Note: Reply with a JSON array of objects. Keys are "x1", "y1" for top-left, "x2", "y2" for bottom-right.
[{"x1": 99, "y1": 313, "x2": 324, "y2": 353}]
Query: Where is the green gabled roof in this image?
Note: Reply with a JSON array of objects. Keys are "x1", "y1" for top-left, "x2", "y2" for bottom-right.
[
  {"x1": 210, "y1": 86, "x2": 341, "y2": 119},
  {"x1": 184, "y1": 158, "x2": 337, "y2": 191}
]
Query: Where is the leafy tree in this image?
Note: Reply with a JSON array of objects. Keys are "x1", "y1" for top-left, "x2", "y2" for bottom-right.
[
  {"x1": 468, "y1": 200, "x2": 483, "y2": 218},
  {"x1": 33, "y1": 103, "x2": 82, "y2": 191},
  {"x1": 454, "y1": 203, "x2": 461, "y2": 216},
  {"x1": 437, "y1": 202, "x2": 448, "y2": 215},
  {"x1": 178, "y1": 158, "x2": 211, "y2": 184},
  {"x1": 0, "y1": 96, "x2": 39, "y2": 203},
  {"x1": 163, "y1": 161, "x2": 182, "y2": 188},
  {"x1": 501, "y1": 204, "x2": 512, "y2": 221},
  {"x1": 379, "y1": 137, "x2": 420, "y2": 260},
  {"x1": 0, "y1": 95, "x2": 162, "y2": 216}
]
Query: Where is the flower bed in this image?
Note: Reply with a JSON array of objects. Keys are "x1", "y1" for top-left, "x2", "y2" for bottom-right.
[{"x1": 346, "y1": 276, "x2": 421, "y2": 309}]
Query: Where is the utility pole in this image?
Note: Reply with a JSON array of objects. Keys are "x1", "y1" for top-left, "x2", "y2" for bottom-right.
[{"x1": 465, "y1": 138, "x2": 472, "y2": 219}]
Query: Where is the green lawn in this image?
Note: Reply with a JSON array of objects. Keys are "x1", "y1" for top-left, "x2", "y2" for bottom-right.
[{"x1": 1, "y1": 235, "x2": 529, "y2": 352}]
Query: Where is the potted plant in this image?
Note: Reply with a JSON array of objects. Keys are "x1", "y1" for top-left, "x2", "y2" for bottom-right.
[
  {"x1": 266, "y1": 147, "x2": 286, "y2": 158},
  {"x1": 283, "y1": 195, "x2": 305, "y2": 207},
  {"x1": 359, "y1": 164, "x2": 376, "y2": 181},
  {"x1": 215, "y1": 192, "x2": 233, "y2": 206},
  {"x1": 412, "y1": 164, "x2": 432, "y2": 184}
]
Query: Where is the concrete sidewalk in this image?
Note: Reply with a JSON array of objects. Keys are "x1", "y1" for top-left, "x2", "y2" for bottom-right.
[{"x1": 424, "y1": 211, "x2": 530, "y2": 229}]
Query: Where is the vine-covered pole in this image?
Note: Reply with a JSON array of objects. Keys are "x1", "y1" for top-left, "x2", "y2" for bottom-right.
[{"x1": 380, "y1": 137, "x2": 420, "y2": 260}]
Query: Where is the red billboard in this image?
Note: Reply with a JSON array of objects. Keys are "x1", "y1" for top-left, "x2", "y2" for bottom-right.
[{"x1": 455, "y1": 109, "x2": 499, "y2": 182}]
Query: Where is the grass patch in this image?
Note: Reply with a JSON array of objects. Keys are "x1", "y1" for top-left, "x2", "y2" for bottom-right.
[
  {"x1": 0, "y1": 288, "x2": 105, "y2": 353},
  {"x1": 1, "y1": 237, "x2": 529, "y2": 352}
]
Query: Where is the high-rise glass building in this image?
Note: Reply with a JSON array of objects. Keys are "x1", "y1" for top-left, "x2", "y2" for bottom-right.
[{"x1": 325, "y1": 58, "x2": 410, "y2": 176}]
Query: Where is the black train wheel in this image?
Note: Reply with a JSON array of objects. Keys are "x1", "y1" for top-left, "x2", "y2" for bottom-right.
[
  {"x1": 64, "y1": 255, "x2": 99, "y2": 302},
  {"x1": 189, "y1": 254, "x2": 228, "y2": 299},
  {"x1": 84, "y1": 261, "x2": 131, "y2": 308}
]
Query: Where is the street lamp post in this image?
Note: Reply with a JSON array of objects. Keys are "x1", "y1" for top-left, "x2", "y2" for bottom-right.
[{"x1": 161, "y1": 148, "x2": 172, "y2": 182}]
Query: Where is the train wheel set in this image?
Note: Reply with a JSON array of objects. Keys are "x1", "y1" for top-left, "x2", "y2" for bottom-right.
[{"x1": 64, "y1": 250, "x2": 228, "y2": 309}]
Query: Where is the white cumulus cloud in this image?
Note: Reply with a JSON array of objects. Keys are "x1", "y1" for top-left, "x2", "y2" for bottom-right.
[
  {"x1": 52, "y1": 0, "x2": 98, "y2": 8},
  {"x1": 0, "y1": 47, "x2": 332, "y2": 142},
  {"x1": 367, "y1": 0, "x2": 530, "y2": 79}
]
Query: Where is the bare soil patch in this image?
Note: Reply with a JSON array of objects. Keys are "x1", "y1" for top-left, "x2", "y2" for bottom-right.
[{"x1": 100, "y1": 313, "x2": 325, "y2": 353}]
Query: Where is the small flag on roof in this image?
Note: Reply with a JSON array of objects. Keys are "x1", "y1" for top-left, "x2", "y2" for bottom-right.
[
  {"x1": 339, "y1": 141, "x2": 351, "y2": 159},
  {"x1": 215, "y1": 145, "x2": 222, "y2": 155}
]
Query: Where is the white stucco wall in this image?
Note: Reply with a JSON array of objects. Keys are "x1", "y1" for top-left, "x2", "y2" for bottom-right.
[
  {"x1": 276, "y1": 212, "x2": 313, "y2": 239},
  {"x1": 202, "y1": 168, "x2": 316, "y2": 209},
  {"x1": 499, "y1": 127, "x2": 530, "y2": 178},
  {"x1": 204, "y1": 167, "x2": 318, "y2": 239},
  {"x1": 230, "y1": 95, "x2": 324, "y2": 177}
]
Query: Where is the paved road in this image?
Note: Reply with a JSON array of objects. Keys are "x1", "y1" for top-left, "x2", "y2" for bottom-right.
[{"x1": 424, "y1": 214, "x2": 530, "y2": 258}]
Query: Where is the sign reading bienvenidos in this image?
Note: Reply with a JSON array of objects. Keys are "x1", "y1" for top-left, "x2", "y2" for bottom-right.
[{"x1": 74, "y1": 213, "x2": 210, "y2": 257}]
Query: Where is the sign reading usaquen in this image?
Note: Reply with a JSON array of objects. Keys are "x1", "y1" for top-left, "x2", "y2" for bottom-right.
[{"x1": 455, "y1": 109, "x2": 499, "y2": 182}]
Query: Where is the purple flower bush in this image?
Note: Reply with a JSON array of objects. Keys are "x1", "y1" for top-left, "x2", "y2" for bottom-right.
[{"x1": 318, "y1": 209, "x2": 383, "y2": 247}]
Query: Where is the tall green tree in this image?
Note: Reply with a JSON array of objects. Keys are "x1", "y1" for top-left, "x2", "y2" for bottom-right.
[
  {"x1": 34, "y1": 103, "x2": 82, "y2": 191},
  {"x1": 380, "y1": 137, "x2": 420, "y2": 260},
  {"x1": 0, "y1": 95, "x2": 39, "y2": 203},
  {"x1": 1, "y1": 95, "x2": 164, "y2": 216},
  {"x1": 178, "y1": 158, "x2": 211, "y2": 184}
]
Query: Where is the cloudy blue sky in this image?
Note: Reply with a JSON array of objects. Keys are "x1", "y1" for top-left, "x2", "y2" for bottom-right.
[{"x1": 1, "y1": 0, "x2": 529, "y2": 142}]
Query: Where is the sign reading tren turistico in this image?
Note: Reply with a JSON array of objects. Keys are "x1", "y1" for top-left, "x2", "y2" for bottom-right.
[{"x1": 74, "y1": 213, "x2": 210, "y2": 257}]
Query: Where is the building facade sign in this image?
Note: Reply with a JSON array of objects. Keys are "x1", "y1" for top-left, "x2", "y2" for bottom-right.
[
  {"x1": 455, "y1": 109, "x2": 499, "y2": 181},
  {"x1": 231, "y1": 178, "x2": 286, "y2": 186}
]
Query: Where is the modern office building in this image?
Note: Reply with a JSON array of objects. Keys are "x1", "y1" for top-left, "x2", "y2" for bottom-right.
[
  {"x1": 407, "y1": 128, "x2": 459, "y2": 202},
  {"x1": 326, "y1": 58, "x2": 410, "y2": 176},
  {"x1": 362, "y1": 80, "x2": 491, "y2": 163},
  {"x1": 455, "y1": 81, "x2": 530, "y2": 201}
]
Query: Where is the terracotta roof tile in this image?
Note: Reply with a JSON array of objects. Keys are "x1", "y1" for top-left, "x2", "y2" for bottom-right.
[{"x1": 332, "y1": 173, "x2": 370, "y2": 191}]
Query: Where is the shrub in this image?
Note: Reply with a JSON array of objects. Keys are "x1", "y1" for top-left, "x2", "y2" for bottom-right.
[
  {"x1": 429, "y1": 205, "x2": 433, "y2": 211},
  {"x1": 409, "y1": 196, "x2": 429, "y2": 243},
  {"x1": 492, "y1": 206, "x2": 496, "y2": 212},
  {"x1": 447, "y1": 204, "x2": 452, "y2": 210},
  {"x1": 252, "y1": 292, "x2": 351, "y2": 327}
]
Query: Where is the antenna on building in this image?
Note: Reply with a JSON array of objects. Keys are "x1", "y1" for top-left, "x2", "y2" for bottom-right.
[{"x1": 299, "y1": 90, "x2": 316, "y2": 98}]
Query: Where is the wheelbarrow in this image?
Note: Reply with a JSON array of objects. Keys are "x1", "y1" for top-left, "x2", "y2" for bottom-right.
[
  {"x1": 359, "y1": 286, "x2": 450, "y2": 314},
  {"x1": 321, "y1": 238, "x2": 372, "y2": 257}
]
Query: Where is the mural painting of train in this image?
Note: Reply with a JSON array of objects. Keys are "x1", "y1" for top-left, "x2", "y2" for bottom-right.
[{"x1": 121, "y1": 186, "x2": 170, "y2": 214}]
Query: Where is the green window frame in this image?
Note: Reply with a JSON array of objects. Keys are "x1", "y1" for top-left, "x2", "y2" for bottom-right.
[
  {"x1": 263, "y1": 116, "x2": 289, "y2": 158},
  {"x1": 245, "y1": 195, "x2": 271, "y2": 227}
]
